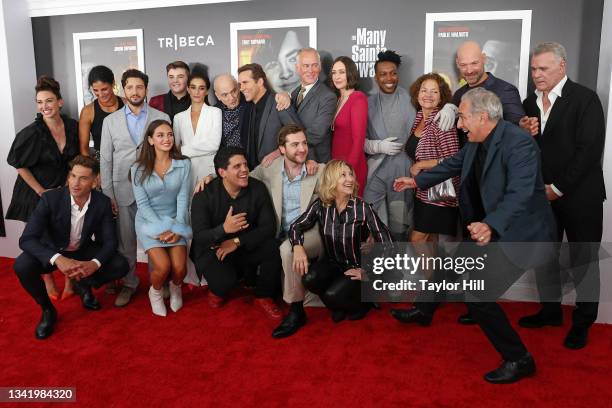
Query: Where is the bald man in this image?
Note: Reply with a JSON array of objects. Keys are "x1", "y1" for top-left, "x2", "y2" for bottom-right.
[
  {"x1": 214, "y1": 74, "x2": 248, "y2": 149},
  {"x1": 453, "y1": 41, "x2": 525, "y2": 129}
]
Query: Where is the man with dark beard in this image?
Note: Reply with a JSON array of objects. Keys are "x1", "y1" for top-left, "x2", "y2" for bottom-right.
[{"x1": 100, "y1": 69, "x2": 170, "y2": 307}]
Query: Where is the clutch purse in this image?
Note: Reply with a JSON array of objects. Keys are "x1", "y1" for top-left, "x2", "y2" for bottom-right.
[{"x1": 427, "y1": 178, "x2": 456, "y2": 202}]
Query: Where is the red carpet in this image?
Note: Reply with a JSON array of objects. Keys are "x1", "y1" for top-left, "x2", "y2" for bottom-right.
[{"x1": 1, "y1": 256, "x2": 611, "y2": 407}]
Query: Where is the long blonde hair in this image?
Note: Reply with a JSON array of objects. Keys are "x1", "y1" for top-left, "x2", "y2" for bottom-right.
[{"x1": 319, "y1": 160, "x2": 359, "y2": 206}]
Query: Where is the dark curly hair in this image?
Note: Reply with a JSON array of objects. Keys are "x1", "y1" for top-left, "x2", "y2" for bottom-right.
[
  {"x1": 374, "y1": 50, "x2": 402, "y2": 72},
  {"x1": 35, "y1": 76, "x2": 62, "y2": 100},
  {"x1": 409, "y1": 72, "x2": 452, "y2": 111}
]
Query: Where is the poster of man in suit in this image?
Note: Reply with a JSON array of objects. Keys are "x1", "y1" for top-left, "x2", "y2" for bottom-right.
[
  {"x1": 230, "y1": 19, "x2": 317, "y2": 94},
  {"x1": 424, "y1": 10, "x2": 531, "y2": 99}
]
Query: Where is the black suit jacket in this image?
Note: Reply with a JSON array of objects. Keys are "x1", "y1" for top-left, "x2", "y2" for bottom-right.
[
  {"x1": 523, "y1": 78, "x2": 606, "y2": 209},
  {"x1": 19, "y1": 187, "x2": 118, "y2": 266}
]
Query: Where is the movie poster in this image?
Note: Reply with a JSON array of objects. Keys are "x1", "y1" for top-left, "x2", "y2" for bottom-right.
[
  {"x1": 424, "y1": 11, "x2": 532, "y2": 99},
  {"x1": 73, "y1": 29, "x2": 145, "y2": 113},
  {"x1": 230, "y1": 19, "x2": 317, "y2": 94}
]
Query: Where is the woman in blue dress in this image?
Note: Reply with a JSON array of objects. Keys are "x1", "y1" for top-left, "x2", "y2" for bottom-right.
[{"x1": 131, "y1": 119, "x2": 192, "y2": 317}]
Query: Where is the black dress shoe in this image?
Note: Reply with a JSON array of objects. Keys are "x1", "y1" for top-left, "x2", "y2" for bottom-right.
[
  {"x1": 74, "y1": 282, "x2": 101, "y2": 311},
  {"x1": 564, "y1": 326, "x2": 588, "y2": 350},
  {"x1": 35, "y1": 307, "x2": 57, "y2": 340},
  {"x1": 390, "y1": 307, "x2": 432, "y2": 326},
  {"x1": 518, "y1": 309, "x2": 562, "y2": 328},
  {"x1": 348, "y1": 304, "x2": 371, "y2": 321},
  {"x1": 272, "y1": 312, "x2": 307, "y2": 339},
  {"x1": 457, "y1": 312, "x2": 477, "y2": 325},
  {"x1": 484, "y1": 353, "x2": 536, "y2": 384},
  {"x1": 331, "y1": 309, "x2": 346, "y2": 323}
]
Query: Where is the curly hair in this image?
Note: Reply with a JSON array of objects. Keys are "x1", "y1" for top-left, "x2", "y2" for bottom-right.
[
  {"x1": 408, "y1": 72, "x2": 452, "y2": 110},
  {"x1": 374, "y1": 50, "x2": 402, "y2": 71}
]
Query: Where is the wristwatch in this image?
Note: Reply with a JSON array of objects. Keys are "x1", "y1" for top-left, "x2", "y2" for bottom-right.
[{"x1": 233, "y1": 237, "x2": 241, "y2": 247}]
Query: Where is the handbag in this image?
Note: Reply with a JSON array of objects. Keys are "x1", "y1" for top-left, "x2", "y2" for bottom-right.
[{"x1": 427, "y1": 178, "x2": 456, "y2": 202}]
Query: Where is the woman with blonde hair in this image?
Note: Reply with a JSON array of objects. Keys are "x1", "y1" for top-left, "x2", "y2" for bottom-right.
[{"x1": 289, "y1": 160, "x2": 392, "y2": 322}]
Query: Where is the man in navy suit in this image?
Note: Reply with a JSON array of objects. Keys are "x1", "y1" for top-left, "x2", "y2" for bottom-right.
[
  {"x1": 391, "y1": 88, "x2": 557, "y2": 383},
  {"x1": 14, "y1": 155, "x2": 128, "y2": 339}
]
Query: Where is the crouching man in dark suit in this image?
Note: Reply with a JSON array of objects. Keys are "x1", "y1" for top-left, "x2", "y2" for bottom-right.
[{"x1": 14, "y1": 155, "x2": 129, "y2": 339}]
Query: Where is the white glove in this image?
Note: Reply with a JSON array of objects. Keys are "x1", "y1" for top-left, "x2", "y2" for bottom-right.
[
  {"x1": 377, "y1": 137, "x2": 403, "y2": 156},
  {"x1": 434, "y1": 103, "x2": 458, "y2": 131}
]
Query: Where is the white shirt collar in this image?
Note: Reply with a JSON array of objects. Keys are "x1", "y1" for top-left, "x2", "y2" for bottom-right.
[
  {"x1": 535, "y1": 75, "x2": 568, "y2": 99},
  {"x1": 71, "y1": 193, "x2": 92, "y2": 212}
]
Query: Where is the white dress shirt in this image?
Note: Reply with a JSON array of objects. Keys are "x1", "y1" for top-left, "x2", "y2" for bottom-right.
[
  {"x1": 534, "y1": 75, "x2": 568, "y2": 197},
  {"x1": 297, "y1": 80, "x2": 317, "y2": 100},
  {"x1": 50, "y1": 194, "x2": 101, "y2": 268}
]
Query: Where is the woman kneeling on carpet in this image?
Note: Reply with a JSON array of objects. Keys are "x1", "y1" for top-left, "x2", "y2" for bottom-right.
[
  {"x1": 289, "y1": 160, "x2": 393, "y2": 322},
  {"x1": 131, "y1": 120, "x2": 192, "y2": 317}
]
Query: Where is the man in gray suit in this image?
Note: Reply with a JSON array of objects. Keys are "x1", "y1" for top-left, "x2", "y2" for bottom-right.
[
  {"x1": 237, "y1": 63, "x2": 301, "y2": 169},
  {"x1": 289, "y1": 47, "x2": 336, "y2": 163},
  {"x1": 100, "y1": 69, "x2": 170, "y2": 307}
]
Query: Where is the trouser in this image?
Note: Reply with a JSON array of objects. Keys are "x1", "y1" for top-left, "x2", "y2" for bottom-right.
[
  {"x1": 194, "y1": 238, "x2": 281, "y2": 298},
  {"x1": 535, "y1": 200, "x2": 602, "y2": 328},
  {"x1": 302, "y1": 259, "x2": 364, "y2": 313},
  {"x1": 117, "y1": 202, "x2": 139, "y2": 289},
  {"x1": 279, "y1": 228, "x2": 323, "y2": 304},
  {"x1": 14, "y1": 244, "x2": 129, "y2": 308},
  {"x1": 363, "y1": 165, "x2": 413, "y2": 241},
  {"x1": 415, "y1": 242, "x2": 529, "y2": 361}
]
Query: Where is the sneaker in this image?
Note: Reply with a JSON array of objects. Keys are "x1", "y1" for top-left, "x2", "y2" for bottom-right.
[{"x1": 114, "y1": 286, "x2": 136, "y2": 307}]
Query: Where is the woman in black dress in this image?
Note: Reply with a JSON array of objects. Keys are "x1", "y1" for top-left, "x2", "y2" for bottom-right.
[
  {"x1": 78, "y1": 65, "x2": 124, "y2": 159},
  {"x1": 7, "y1": 76, "x2": 79, "y2": 300}
]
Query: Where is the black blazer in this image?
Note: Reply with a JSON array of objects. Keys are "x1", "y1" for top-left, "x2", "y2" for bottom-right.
[
  {"x1": 19, "y1": 187, "x2": 118, "y2": 266},
  {"x1": 523, "y1": 78, "x2": 606, "y2": 209}
]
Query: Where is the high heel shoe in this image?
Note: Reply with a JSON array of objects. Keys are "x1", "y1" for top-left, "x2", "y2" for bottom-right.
[
  {"x1": 169, "y1": 281, "x2": 183, "y2": 312},
  {"x1": 148, "y1": 286, "x2": 167, "y2": 317}
]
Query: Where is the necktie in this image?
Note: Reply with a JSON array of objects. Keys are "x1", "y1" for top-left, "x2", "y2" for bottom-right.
[{"x1": 296, "y1": 87, "x2": 306, "y2": 107}]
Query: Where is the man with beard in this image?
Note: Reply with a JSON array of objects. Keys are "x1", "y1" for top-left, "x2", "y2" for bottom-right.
[
  {"x1": 452, "y1": 41, "x2": 525, "y2": 146},
  {"x1": 100, "y1": 69, "x2": 170, "y2": 307},
  {"x1": 194, "y1": 125, "x2": 325, "y2": 337},
  {"x1": 149, "y1": 61, "x2": 191, "y2": 122},
  {"x1": 363, "y1": 50, "x2": 455, "y2": 240}
]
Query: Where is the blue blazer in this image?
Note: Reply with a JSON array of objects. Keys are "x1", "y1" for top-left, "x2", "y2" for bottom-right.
[
  {"x1": 19, "y1": 187, "x2": 118, "y2": 266},
  {"x1": 416, "y1": 120, "x2": 556, "y2": 243}
]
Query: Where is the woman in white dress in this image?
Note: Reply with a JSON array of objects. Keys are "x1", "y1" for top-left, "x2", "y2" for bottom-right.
[{"x1": 173, "y1": 71, "x2": 222, "y2": 189}]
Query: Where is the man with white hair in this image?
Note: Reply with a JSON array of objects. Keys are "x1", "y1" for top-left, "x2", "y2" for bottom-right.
[
  {"x1": 392, "y1": 88, "x2": 557, "y2": 383},
  {"x1": 519, "y1": 42, "x2": 605, "y2": 350},
  {"x1": 214, "y1": 73, "x2": 247, "y2": 149},
  {"x1": 288, "y1": 47, "x2": 336, "y2": 163}
]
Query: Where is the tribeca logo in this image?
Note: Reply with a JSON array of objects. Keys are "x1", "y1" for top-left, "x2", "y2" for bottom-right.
[{"x1": 157, "y1": 34, "x2": 215, "y2": 50}]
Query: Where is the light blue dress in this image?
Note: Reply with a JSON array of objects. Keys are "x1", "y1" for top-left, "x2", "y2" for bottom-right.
[{"x1": 131, "y1": 159, "x2": 193, "y2": 251}]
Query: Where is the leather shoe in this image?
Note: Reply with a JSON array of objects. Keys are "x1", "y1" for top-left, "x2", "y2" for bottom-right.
[
  {"x1": 390, "y1": 307, "x2": 432, "y2": 326},
  {"x1": 484, "y1": 353, "x2": 536, "y2": 384},
  {"x1": 74, "y1": 282, "x2": 101, "y2": 310},
  {"x1": 348, "y1": 304, "x2": 371, "y2": 321},
  {"x1": 331, "y1": 309, "x2": 346, "y2": 323},
  {"x1": 255, "y1": 298, "x2": 283, "y2": 319},
  {"x1": 518, "y1": 309, "x2": 562, "y2": 328},
  {"x1": 35, "y1": 307, "x2": 57, "y2": 339},
  {"x1": 272, "y1": 311, "x2": 307, "y2": 338},
  {"x1": 457, "y1": 312, "x2": 477, "y2": 325},
  {"x1": 208, "y1": 292, "x2": 225, "y2": 308},
  {"x1": 564, "y1": 326, "x2": 588, "y2": 350}
]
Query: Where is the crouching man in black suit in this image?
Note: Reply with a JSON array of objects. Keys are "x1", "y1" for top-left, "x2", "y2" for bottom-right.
[{"x1": 14, "y1": 155, "x2": 129, "y2": 339}]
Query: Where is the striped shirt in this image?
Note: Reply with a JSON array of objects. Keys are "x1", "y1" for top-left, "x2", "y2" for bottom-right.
[
  {"x1": 289, "y1": 197, "x2": 393, "y2": 270},
  {"x1": 412, "y1": 108, "x2": 460, "y2": 207}
]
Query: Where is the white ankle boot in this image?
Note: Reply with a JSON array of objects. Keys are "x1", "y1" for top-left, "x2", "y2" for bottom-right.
[
  {"x1": 169, "y1": 281, "x2": 183, "y2": 312},
  {"x1": 148, "y1": 286, "x2": 167, "y2": 317}
]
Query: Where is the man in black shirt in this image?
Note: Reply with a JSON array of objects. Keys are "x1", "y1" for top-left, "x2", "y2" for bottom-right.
[
  {"x1": 237, "y1": 63, "x2": 300, "y2": 169},
  {"x1": 149, "y1": 61, "x2": 191, "y2": 122},
  {"x1": 191, "y1": 147, "x2": 283, "y2": 319}
]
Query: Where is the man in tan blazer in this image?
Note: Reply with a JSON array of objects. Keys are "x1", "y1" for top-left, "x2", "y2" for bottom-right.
[{"x1": 248, "y1": 124, "x2": 324, "y2": 339}]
